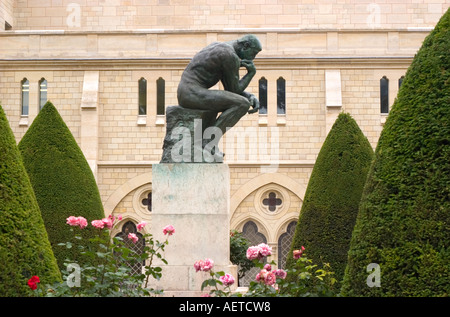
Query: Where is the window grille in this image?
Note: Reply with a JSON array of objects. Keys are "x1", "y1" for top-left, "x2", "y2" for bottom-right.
[
  {"x1": 239, "y1": 221, "x2": 267, "y2": 287},
  {"x1": 277, "y1": 221, "x2": 297, "y2": 269}
]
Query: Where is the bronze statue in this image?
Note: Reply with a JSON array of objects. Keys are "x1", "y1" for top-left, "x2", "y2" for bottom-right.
[
  {"x1": 161, "y1": 35, "x2": 262, "y2": 163},
  {"x1": 177, "y1": 34, "x2": 262, "y2": 135}
]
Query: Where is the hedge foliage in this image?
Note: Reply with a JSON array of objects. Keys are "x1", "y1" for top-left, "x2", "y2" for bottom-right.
[
  {"x1": 287, "y1": 113, "x2": 374, "y2": 285},
  {"x1": 18, "y1": 101, "x2": 105, "y2": 270},
  {"x1": 341, "y1": 9, "x2": 450, "y2": 296},
  {"x1": 0, "y1": 105, "x2": 61, "y2": 296}
]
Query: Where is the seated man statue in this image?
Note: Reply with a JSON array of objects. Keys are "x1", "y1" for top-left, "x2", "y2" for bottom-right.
[{"x1": 177, "y1": 34, "x2": 262, "y2": 158}]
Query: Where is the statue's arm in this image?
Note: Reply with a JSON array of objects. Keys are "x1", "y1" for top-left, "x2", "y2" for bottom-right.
[{"x1": 221, "y1": 56, "x2": 256, "y2": 95}]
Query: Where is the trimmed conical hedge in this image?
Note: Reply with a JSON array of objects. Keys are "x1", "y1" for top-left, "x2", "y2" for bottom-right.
[
  {"x1": 286, "y1": 113, "x2": 374, "y2": 285},
  {"x1": 341, "y1": 9, "x2": 450, "y2": 297},
  {"x1": 18, "y1": 101, "x2": 105, "y2": 270},
  {"x1": 0, "y1": 105, "x2": 61, "y2": 296}
]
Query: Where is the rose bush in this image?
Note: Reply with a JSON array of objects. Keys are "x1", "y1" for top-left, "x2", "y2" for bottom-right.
[
  {"x1": 197, "y1": 244, "x2": 337, "y2": 297},
  {"x1": 29, "y1": 215, "x2": 174, "y2": 297}
]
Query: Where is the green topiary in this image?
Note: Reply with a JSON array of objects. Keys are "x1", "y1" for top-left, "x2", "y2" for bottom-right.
[
  {"x1": 341, "y1": 9, "x2": 450, "y2": 296},
  {"x1": 286, "y1": 112, "x2": 374, "y2": 286},
  {"x1": 18, "y1": 101, "x2": 105, "y2": 270},
  {"x1": 0, "y1": 105, "x2": 61, "y2": 296}
]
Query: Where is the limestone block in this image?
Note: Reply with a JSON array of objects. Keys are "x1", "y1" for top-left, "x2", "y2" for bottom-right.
[{"x1": 160, "y1": 105, "x2": 222, "y2": 163}]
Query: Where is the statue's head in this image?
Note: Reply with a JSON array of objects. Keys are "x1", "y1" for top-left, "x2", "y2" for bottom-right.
[{"x1": 235, "y1": 34, "x2": 262, "y2": 61}]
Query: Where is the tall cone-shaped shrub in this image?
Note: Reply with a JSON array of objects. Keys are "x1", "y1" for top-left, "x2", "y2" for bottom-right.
[
  {"x1": 287, "y1": 113, "x2": 374, "y2": 285},
  {"x1": 18, "y1": 101, "x2": 105, "y2": 270},
  {"x1": 341, "y1": 9, "x2": 450, "y2": 297},
  {"x1": 0, "y1": 105, "x2": 61, "y2": 296}
]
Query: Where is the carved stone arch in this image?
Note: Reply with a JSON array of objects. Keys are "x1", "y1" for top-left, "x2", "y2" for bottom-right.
[
  {"x1": 103, "y1": 172, "x2": 152, "y2": 217},
  {"x1": 110, "y1": 214, "x2": 145, "y2": 237},
  {"x1": 230, "y1": 173, "x2": 306, "y2": 220},
  {"x1": 233, "y1": 217, "x2": 270, "y2": 243}
]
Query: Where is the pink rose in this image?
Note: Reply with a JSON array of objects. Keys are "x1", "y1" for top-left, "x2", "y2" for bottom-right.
[
  {"x1": 102, "y1": 217, "x2": 114, "y2": 229},
  {"x1": 163, "y1": 225, "x2": 175, "y2": 235},
  {"x1": 246, "y1": 243, "x2": 272, "y2": 261},
  {"x1": 77, "y1": 217, "x2": 88, "y2": 229},
  {"x1": 257, "y1": 243, "x2": 272, "y2": 257},
  {"x1": 91, "y1": 219, "x2": 105, "y2": 229},
  {"x1": 137, "y1": 221, "x2": 147, "y2": 231},
  {"x1": 219, "y1": 273, "x2": 235, "y2": 287},
  {"x1": 293, "y1": 246, "x2": 305, "y2": 259},
  {"x1": 264, "y1": 272, "x2": 276, "y2": 286},
  {"x1": 246, "y1": 246, "x2": 260, "y2": 260},
  {"x1": 203, "y1": 258, "x2": 214, "y2": 271},
  {"x1": 194, "y1": 260, "x2": 204, "y2": 272},
  {"x1": 274, "y1": 269, "x2": 287, "y2": 279},
  {"x1": 264, "y1": 264, "x2": 272, "y2": 271},
  {"x1": 255, "y1": 269, "x2": 276, "y2": 285},
  {"x1": 66, "y1": 216, "x2": 79, "y2": 227},
  {"x1": 256, "y1": 269, "x2": 268, "y2": 282},
  {"x1": 128, "y1": 233, "x2": 138, "y2": 243},
  {"x1": 66, "y1": 216, "x2": 88, "y2": 229},
  {"x1": 194, "y1": 258, "x2": 214, "y2": 272}
]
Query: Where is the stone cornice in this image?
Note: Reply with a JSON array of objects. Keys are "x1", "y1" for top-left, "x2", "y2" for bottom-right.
[{"x1": 0, "y1": 56, "x2": 413, "y2": 71}]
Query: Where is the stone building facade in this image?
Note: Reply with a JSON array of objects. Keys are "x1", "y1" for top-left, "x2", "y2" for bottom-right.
[{"x1": 1, "y1": 0, "x2": 447, "y2": 285}]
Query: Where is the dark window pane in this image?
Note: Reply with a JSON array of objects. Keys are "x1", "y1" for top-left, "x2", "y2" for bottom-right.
[
  {"x1": 141, "y1": 192, "x2": 152, "y2": 212},
  {"x1": 398, "y1": 76, "x2": 404, "y2": 88},
  {"x1": 262, "y1": 192, "x2": 282, "y2": 212},
  {"x1": 258, "y1": 77, "x2": 267, "y2": 114},
  {"x1": 380, "y1": 76, "x2": 389, "y2": 113},
  {"x1": 138, "y1": 78, "x2": 147, "y2": 115},
  {"x1": 157, "y1": 77, "x2": 165, "y2": 115},
  {"x1": 21, "y1": 78, "x2": 29, "y2": 116},
  {"x1": 277, "y1": 77, "x2": 286, "y2": 115}
]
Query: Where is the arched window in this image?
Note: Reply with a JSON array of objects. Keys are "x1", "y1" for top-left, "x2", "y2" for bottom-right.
[
  {"x1": 240, "y1": 221, "x2": 267, "y2": 287},
  {"x1": 138, "y1": 78, "x2": 147, "y2": 115},
  {"x1": 114, "y1": 221, "x2": 145, "y2": 276},
  {"x1": 39, "y1": 78, "x2": 47, "y2": 110},
  {"x1": 258, "y1": 77, "x2": 267, "y2": 114},
  {"x1": 380, "y1": 76, "x2": 389, "y2": 114},
  {"x1": 21, "y1": 78, "x2": 29, "y2": 116},
  {"x1": 277, "y1": 221, "x2": 297, "y2": 269},
  {"x1": 156, "y1": 77, "x2": 165, "y2": 116},
  {"x1": 277, "y1": 77, "x2": 286, "y2": 115}
]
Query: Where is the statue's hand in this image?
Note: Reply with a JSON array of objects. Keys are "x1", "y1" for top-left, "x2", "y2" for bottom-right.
[
  {"x1": 241, "y1": 59, "x2": 256, "y2": 75},
  {"x1": 247, "y1": 94, "x2": 260, "y2": 114}
]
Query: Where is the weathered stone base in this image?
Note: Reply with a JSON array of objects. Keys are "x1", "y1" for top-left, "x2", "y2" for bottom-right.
[
  {"x1": 160, "y1": 105, "x2": 223, "y2": 163},
  {"x1": 150, "y1": 163, "x2": 235, "y2": 296}
]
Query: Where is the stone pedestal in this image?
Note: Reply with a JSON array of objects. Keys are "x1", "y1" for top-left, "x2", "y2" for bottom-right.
[{"x1": 151, "y1": 163, "x2": 236, "y2": 296}]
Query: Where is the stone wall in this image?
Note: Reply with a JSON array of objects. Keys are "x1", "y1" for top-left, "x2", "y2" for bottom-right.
[{"x1": 9, "y1": 0, "x2": 448, "y2": 31}]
